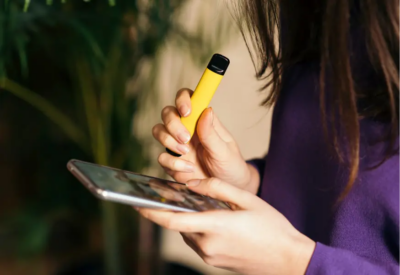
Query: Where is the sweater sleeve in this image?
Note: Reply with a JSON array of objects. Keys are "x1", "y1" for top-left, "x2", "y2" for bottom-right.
[
  {"x1": 246, "y1": 158, "x2": 266, "y2": 197},
  {"x1": 306, "y1": 242, "x2": 399, "y2": 275}
]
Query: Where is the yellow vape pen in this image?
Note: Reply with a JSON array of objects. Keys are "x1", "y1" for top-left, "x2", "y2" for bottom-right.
[{"x1": 167, "y1": 53, "x2": 230, "y2": 157}]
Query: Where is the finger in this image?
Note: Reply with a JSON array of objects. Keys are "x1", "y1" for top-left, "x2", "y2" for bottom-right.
[
  {"x1": 212, "y1": 113, "x2": 235, "y2": 143},
  {"x1": 153, "y1": 123, "x2": 190, "y2": 155},
  {"x1": 181, "y1": 233, "x2": 205, "y2": 258},
  {"x1": 196, "y1": 108, "x2": 229, "y2": 158},
  {"x1": 138, "y1": 208, "x2": 221, "y2": 233},
  {"x1": 186, "y1": 178, "x2": 263, "y2": 210},
  {"x1": 175, "y1": 88, "x2": 194, "y2": 117},
  {"x1": 181, "y1": 232, "x2": 203, "y2": 245},
  {"x1": 158, "y1": 152, "x2": 195, "y2": 173},
  {"x1": 182, "y1": 235, "x2": 198, "y2": 252},
  {"x1": 163, "y1": 167, "x2": 176, "y2": 178},
  {"x1": 161, "y1": 106, "x2": 191, "y2": 144}
]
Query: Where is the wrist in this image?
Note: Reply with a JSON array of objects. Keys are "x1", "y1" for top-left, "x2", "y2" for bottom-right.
[
  {"x1": 285, "y1": 231, "x2": 316, "y2": 275},
  {"x1": 243, "y1": 163, "x2": 260, "y2": 195}
]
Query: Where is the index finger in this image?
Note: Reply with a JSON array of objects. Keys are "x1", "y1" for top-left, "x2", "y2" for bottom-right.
[
  {"x1": 175, "y1": 88, "x2": 193, "y2": 117},
  {"x1": 138, "y1": 208, "x2": 223, "y2": 233},
  {"x1": 187, "y1": 178, "x2": 265, "y2": 210}
]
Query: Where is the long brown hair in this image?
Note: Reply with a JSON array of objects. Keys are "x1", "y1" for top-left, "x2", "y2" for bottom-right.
[{"x1": 233, "y1": 0, "x2": 399, "y2": 198}]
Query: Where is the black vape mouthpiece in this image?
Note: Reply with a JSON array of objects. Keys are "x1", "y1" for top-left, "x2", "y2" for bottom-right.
[{"x1": 207, "y1": 54, "x2": 230, "y2": 75}]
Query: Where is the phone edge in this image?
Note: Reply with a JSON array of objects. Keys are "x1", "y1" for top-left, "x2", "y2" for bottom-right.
[{"x1": 67, "y1": 159, "x2": 197, "y2": 212}]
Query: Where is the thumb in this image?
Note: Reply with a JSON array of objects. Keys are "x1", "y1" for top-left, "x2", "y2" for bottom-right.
[
  {"x1": 196, "y1": 108, "x2": 229, "y2": 157},
  {"x1": 186, "y1": 178, "x2": 263, "y2": 210}
]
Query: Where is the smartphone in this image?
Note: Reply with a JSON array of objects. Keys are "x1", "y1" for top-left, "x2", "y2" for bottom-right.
[{"x1": 67, "y1": 159, "x2": 231, "y2": 212}]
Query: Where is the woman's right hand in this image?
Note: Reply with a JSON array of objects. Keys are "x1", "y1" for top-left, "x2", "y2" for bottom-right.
[{"x1": 152, "y1": 88, "x2": 260, "y2": 194}]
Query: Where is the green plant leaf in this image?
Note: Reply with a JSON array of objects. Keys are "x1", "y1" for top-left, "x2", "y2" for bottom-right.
[
  {"x1": 74, "y1": 59, "x2": 100, "y2": 160},
  {"x1": 15, "y1": 35, "x2": 29, "y2": 77},
  {"x1": 23, "y1": 0, "x2": 30, "y2": 12},
  {"x1": 0, "y1": 77, "x2": 88, "y2": 152}
]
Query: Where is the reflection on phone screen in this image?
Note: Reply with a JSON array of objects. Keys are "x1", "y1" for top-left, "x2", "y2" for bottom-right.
[{"x1": 74, "y1": 161, "x2": 230, "y2": 211}]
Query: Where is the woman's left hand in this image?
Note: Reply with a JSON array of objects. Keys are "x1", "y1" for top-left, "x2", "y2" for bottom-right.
[{"x1": 137, "y1": 178, "x2": 316, "y2": 275}]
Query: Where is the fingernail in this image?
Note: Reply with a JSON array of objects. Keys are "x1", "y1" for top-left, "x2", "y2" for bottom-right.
[
  {"x1": 178, "y1": 132, "x2": 191, "y2": 144},
  {"x1": 184, "y1": 162, "x2": 195, "y2": 172},
  {"x1": 180, "y1": 105, "x2": 191, "y2": 117},
  {"x1": 187, "y1": 179, "x2": 201, "y2": 186},
  {"x1": 176, "y1": 144, "x2": 190, "y2": 154}
]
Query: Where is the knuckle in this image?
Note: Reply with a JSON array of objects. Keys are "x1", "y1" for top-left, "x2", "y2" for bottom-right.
[
  {"x1": 158, "y1": 153, "x2": 166, "y2": 165},
  {"x1": 152, "y1": 123, "x2": 162, "y2": 138},
  {"x1": 164, "y1": 134, "x2": 174, "y2": 145},
  {"x1": 161, "y1": 105, "x2": 174, "y2": 119},
  {"x1": 176, "y1": 89, "x2": 193, "y2": 107},
  {"x1": 165, "y1": 217, "x2": 176, "y2": 230},
  {"x1": 202, "y1": 256, "x2": 216, "y2": 266},
  {"x1": 159, "y1": 132, "x2": 170, "y2": 145},
  {"x1": 177, "y1": 88, "x2": 192, "y2": 97},
  {"x1": 164, "y1": 117, "x2": 176, "y2": 129},
  {"x1": 199, "y1": 239, "x2": 215, "y2": 257},
  {"x1": 172, "y1": 158, "x2": 179, "y2": 169},
  {"x1": 207, "y1": 178, "x2": 222, "y2": 196}
]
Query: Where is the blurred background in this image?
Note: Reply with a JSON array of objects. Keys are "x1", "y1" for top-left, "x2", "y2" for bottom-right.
[{"x1": 0, "y1": 0, "x2": 272, "y2": 274}]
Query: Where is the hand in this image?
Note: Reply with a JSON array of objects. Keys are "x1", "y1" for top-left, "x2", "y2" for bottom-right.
[
  {"x1": 148, "y1": 179, "x2": 185, "y2": 202},
  {"x1": 152, "y1": 88, "x2": 259, "y2": 193},
  {"x1": 137, "y1": 178, "x2": 316, "y2": 275}
]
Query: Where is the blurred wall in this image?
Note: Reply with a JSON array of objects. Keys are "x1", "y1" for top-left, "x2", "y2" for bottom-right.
[{"x1": 143, "y1": 1, "x2": 274, "y2": 274}]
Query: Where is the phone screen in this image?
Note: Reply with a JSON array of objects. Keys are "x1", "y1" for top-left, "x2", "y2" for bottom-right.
[{"x1": 73, "y1": 161, "x2": 230, "y2": 211}]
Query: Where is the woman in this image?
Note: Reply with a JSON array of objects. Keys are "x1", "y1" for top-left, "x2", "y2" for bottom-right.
[{"x1": 137, "y1": 0, "x2": 399, "y2": 274}]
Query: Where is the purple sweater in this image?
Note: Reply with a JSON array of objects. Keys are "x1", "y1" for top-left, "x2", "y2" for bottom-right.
[
  {"x1": 247, "y1": 4, "x2": 399, "y2": 273},
  {"x1": 248, "y1": 61, "x2": 399, "y2": 273}
]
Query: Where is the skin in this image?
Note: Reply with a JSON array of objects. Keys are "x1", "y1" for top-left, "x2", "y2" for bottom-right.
[
  {"x1": 152, "y1": 88, "x2": 260, "y2": 194},
  {"x1": 137, "y1": 178, "x2": 315, "y2": 275},
  {"x1": 136, "y1": 88, "x2": 316, "y2": 274}
]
